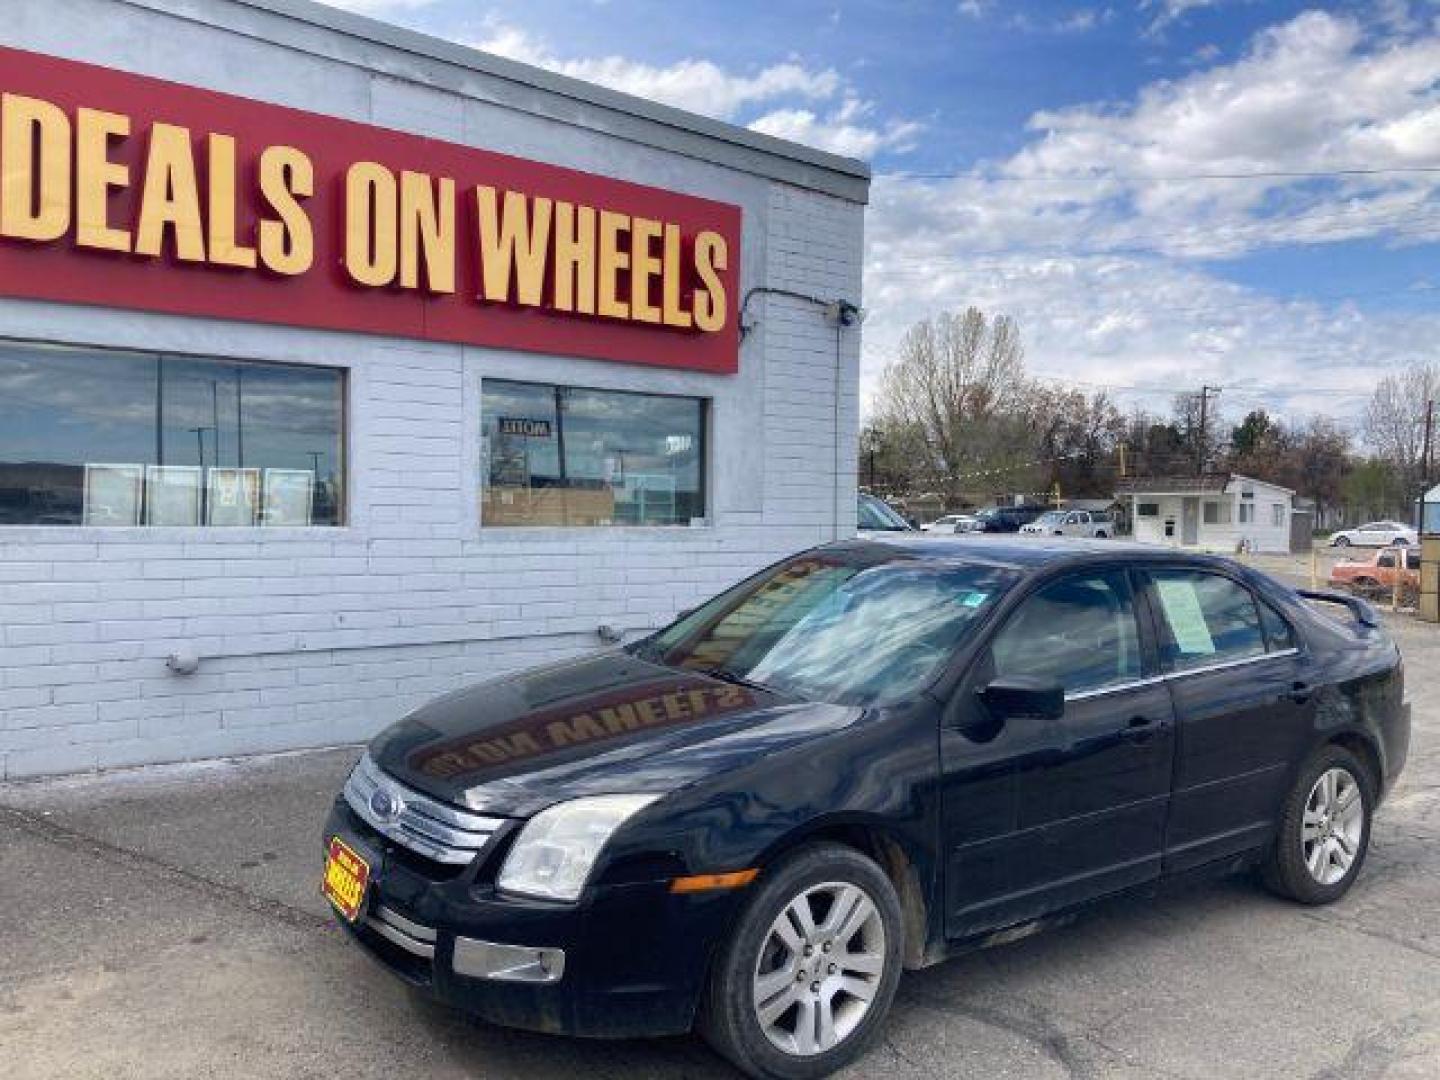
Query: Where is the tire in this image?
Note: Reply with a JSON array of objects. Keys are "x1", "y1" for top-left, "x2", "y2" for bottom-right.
[
  {"x1": 1352, "y1": 577, "x2": 1380, "y2": 597},
  {"x1": 1392, "y1": 537, "x2": 1409, "y2": 547},
  {"x1": 1095, "y1": 531, "x2": 1109, "y2": 539},
  {"x1": 1261, "y1": 745, "x2": 1374, "y2": 905},
  {"x1": 697, "y1": 843, "x2": 904, "y2": 1080},
  {"x1": 1334, "y1": 536, "x2": 1351, "y2": 547}
]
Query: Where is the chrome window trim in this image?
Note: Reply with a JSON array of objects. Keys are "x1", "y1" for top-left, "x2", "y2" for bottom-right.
[
  {"x1": 1061, "y1": 648, "x2": 1300, "y2": 702},
  {"x1": 1064, "y1": 675, "x2": 1167, "y2": 703},
  {"x1": 344, "y1": 753, "x2": 506, "y2": 866},
  {"x1": 1165, "y1": 647, "x2": 1299, "y2": 681}
]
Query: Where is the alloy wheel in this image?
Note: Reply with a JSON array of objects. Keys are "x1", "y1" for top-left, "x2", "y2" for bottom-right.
[
  {"x1": 1302, "y1": 767, "x2": 1364, "y2": 886},
  {"x1": 751, "y1": 881, "x2": 887, "y2": 1057}
]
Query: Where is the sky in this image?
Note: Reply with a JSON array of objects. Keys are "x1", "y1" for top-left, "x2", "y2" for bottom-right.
[{"x1": 322, "y1": 0, "x2": 1440, "y2": 440}]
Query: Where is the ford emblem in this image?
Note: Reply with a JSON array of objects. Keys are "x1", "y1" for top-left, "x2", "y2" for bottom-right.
[{"x1": 369, "y1": 787, "x2": 403, "y2": 823}]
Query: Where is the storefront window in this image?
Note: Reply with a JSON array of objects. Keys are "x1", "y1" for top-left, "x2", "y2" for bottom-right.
[
  {"x1": 0, "y1": 341, "x2": 345, "y2": 526},
  {"x1": 482, "y1": 379, "x2": 705, "y2": 527}
]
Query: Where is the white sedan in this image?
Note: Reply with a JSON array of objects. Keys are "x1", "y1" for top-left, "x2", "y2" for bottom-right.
[
  {"x1": 1020, "y1": 509, "x2": 1114, "y2": 539},
  {"x1": 923, "y1": 514, "x2": 978, "y2": 534},
  {"x1": 1329, "y1": 521, "x2": 1418, "y2": 548}
]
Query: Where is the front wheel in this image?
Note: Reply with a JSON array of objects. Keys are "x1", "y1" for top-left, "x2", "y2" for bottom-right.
[
  {"x1": 1333, "y1": 535, "x2": 1351, "y2": 547},
  {"x1": 1262, "y1": 746, "x2": 1373, "y2": 905},
  {"x1": 697, "y1": 843, "x2": 904, "y2": 1079}
]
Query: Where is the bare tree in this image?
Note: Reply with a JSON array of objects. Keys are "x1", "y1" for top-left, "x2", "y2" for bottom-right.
[
  {"x1": 1364, "y1": 362, "x2": 1439, "y2": 497},
  {"x1": 872, "y1": 308, "x2": 1032, "y2": 505}
]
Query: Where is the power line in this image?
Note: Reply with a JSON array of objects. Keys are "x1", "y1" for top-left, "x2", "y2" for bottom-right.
[
  {"x1": 882, "y1": 164, "x2": 1440, "y2": 183},
  {"x1": 869, "y1": 205, "x2": 1440, "y2": 268},
  {"x1": 870, "y1": 282, "x2": 1440, "y2": 326}
]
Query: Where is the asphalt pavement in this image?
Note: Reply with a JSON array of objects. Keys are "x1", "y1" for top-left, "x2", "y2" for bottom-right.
[{"x1": 1, "y1": 611, "x2": 1437, "y2": 1079}]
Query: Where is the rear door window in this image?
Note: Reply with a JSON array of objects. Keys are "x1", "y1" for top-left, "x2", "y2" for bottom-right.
[{"x1": 1147, "y1": 569, "x2": 1266, "y2": 672}]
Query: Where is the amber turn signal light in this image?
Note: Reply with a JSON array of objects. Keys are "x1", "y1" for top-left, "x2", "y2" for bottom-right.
[{"x1": 669, "y1": 868, "x2": 760, "y2": 894}]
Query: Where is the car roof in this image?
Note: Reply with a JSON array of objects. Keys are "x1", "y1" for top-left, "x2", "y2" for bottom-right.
[{"x1": 828, "y1": 535, "x2": 1243, "y2": 574}]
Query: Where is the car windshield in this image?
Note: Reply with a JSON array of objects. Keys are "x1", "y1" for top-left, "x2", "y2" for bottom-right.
[
  {"x1": 634, "y1": 551, "x2": 1017, "y2": 706},
  {"x1": 858, "y1": 495, "x2": 911, "y2": 531},
  {"x1": 1035, "y1": 511, "x2": 1065, "y2": 525}
]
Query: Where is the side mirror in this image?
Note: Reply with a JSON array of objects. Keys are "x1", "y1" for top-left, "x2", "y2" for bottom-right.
[{"x1": 978, "y1": 677, "x2": 1065, "y2": 721}]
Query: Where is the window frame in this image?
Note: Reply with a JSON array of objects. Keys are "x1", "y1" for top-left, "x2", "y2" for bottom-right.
[
  {"x1": 0, "y1": 336, "x2": 349, "y2": 530},
  {"x1": 982, "y1": 565, "x2": 1156, "y2": 701},
  {"x1": 478, "y1": 376, "x2": 710, "y2": 531},
  {"x1": 1139, "y1": 566, "x2": 1300, "y2": 677}
]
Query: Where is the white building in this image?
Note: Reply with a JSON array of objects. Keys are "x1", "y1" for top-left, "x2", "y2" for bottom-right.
[
  {"x1": 0, "y1": 0, "x2": 867, "y2": 777},
  {"x1": 1119, "y1": 474, "x2": 1295, "y2": 554}
]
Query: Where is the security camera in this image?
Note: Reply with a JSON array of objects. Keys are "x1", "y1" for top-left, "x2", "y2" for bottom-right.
[
  {"x1": 166, "y1": 646, "x2": 201, "y2": 675},
  {"x1": 827, "y1": 300, "x2": 863, "y2": 327}
]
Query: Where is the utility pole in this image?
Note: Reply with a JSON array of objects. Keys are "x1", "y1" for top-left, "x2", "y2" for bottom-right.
[
  {"x1": 1196, "y1": 385, "x2": 1221, "y2": 476},
  {"x1": 1423, "y1": 399, "x2": 1435, "y2": 489}
]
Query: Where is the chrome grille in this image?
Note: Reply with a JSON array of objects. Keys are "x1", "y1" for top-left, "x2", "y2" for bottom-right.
[
  {"x1": 344, "y1": 752, "x2": 505, "y2": 866},
  {"x1": 365, "y1": 904, "x2": 436, "y2": 960}
]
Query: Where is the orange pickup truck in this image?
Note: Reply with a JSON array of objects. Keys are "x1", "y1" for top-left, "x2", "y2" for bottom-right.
[{"x1": 1329, "y1": 546, "x2": 1420, "y2": 598}]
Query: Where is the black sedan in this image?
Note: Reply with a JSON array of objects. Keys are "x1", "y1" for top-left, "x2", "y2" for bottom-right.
[{"x1": 322, "y1": 538, "x2": 1410, "y2": 1079}]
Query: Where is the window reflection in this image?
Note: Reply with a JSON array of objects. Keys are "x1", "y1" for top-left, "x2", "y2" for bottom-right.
[
  {"x1": 0, "y1": 342, "x2": 345, "y2": 526},
  {"x1": 482, "y1": 379, "x2": 705, "y2": 527}
]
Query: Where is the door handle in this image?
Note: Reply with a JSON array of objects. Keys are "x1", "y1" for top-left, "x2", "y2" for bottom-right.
[{"x1": 1121, "y1": 715, "x2": 1157, "y2": 742}]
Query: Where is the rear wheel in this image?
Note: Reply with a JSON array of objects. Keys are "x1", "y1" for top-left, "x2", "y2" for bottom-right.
[
  {"x1": 697, "y1": 843, "x2": 903, "y2": 1080},
  {"x1": 1262, "y1": 746, "x2": 1373, "y2": 905}
]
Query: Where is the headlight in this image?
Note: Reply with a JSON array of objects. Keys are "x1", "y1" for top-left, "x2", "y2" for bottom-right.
[{"x1": 497, "y1": 794, "x2": 660, "y2": 902}]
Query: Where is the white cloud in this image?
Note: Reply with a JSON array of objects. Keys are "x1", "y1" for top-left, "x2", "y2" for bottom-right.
[
  {"x1": 319, "y1": 0, "x2": 440, "y2": 14},
  {"x1": 750, "y1": 98, "x2": 923, "y2": 158},
  {"x1": 475, "y1": 25, "x2": 841, "y2": 121},
  {"x1": 859, "y1": 11, "x2": 1440, "y2": 428},
  {"x1": 470, "y1": 23, "x2": 920, "y2": 158},
  {"x1": 1144, "y1": 0, "x2": 1230, "y2": 34}
]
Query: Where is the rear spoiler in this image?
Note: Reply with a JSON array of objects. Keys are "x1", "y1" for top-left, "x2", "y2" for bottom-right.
[{"x1": 1296, "y1": 589, "x2": 1380, "y2": 629}]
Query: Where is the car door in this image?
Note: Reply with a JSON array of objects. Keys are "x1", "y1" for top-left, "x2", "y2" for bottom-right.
[
  {"x1": 1376, "y1": 549, "x2": 1399, "y2": 588},
  {"x1": 941, "y1": 568, "x2": 1174, "y2": 938},
  {"x1": 1140, "y1": 567, "x2": 1317, "y2": 873},
  {"x1": 1357, "y1": 522, "x2": 1386, "y2": 546}
]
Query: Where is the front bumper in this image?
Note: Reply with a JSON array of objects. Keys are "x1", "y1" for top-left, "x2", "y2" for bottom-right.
[{"x1": 323, "y1": 799, "x2": 741, "y2": 1039}]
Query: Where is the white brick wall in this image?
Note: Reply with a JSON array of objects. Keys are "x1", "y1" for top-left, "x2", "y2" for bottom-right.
[{"x1": 0, "y1": 0, "x2": 866, "y2": 778}]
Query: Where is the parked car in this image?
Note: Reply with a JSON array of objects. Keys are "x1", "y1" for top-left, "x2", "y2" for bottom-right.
[
  {"x1": 922, "y1": 513, "x2": 978, "y2": 534},
  {"x1": 1329, "y1": 546, "x2": 1420, "y2": 598},
  {"x1": 971, "y1": 504, "x2": 1046, "y2": 533},
  {"x1": 856, "y1": 493, "x2": 915, "y2": 536},
  {"x1": 323, "y1": 537, "x2": 1409, "y2": 1079},
  {"x1": 1329, "y1": 521, "x2": 1418, "y2": 548},
  {"x1": 1020, "y1": 508, "x2": 1113, "y2": 538}
]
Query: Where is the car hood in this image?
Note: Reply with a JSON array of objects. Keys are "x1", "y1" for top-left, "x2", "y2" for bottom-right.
[{"x1": 367, "y1": 651, "x2": 858, "y2": 817}]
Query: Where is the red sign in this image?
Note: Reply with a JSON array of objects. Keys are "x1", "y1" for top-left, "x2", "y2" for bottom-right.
[{"x1": 0, "y1": 46, "x2": 742, "y2": 374}]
